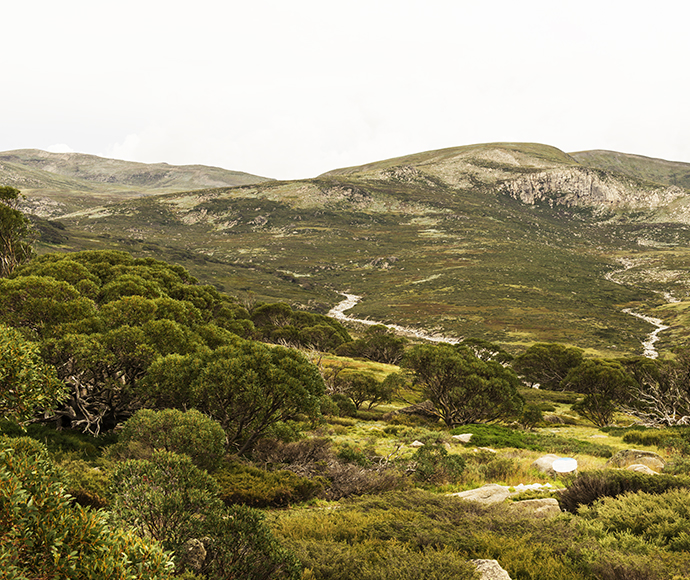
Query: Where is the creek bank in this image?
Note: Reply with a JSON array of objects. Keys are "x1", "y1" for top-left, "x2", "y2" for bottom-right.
[{"x1": 327, "y1": 292, "x2": 461, "y2": 344}]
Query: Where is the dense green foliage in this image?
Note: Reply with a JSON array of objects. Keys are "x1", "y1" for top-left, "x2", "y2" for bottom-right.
[
  {"x1": 0, "y1": 186, "x2": 34, "y2": 277},
  {"x1": 111, "y1": 408, "x2": 226, "y2": 471},
  {"x1": 334, "y1": 324, "x2": 408, "y2": 364},
  {"x1": 142, "y1": 340, "x2": 325, "y2": 454},
  {"x1": 512, "y1": 343, "x2": 584, "y2": 390},
  {"x1": 110, "y1": 450, "x2": 224, "y2": 552},
  {"x1": 214, "y1": 463, "x2": 325, "y2": 507},
  {"x1": 564, "y1": 359, "x2": 637, "y2": 426},
  {"x1": 110, "y1": 450, "x2": 302, "y2": 578},
  {"x1": 0, "y1": 436, "x2": 174, "y2": 579},
  {"x1": 559, "y1": 469, "x2": 690, "y2": 513},
  {"x1": 251, "y1": 302, "x2": 351, "y2": 351},
  {"x1": 0, "y1": 325, "x2": 67, "y2": 423},
  {"x1": 0, "y1": 250, "x2": 255, "y2": 432},
  {"x1": 403, "y1": 343, "x2": 524, "y2": 426}
]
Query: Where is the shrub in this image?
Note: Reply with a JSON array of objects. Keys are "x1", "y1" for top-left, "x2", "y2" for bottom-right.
[
  {"x1": 0, "y1": 436, "x2": 174, "y2": 579},
  {"x1": 337, "y1": 443, "x2": 371, "y2": 467},
  {"x1": 201, "y1": 504, "x2": 302, "y2": 580},
  {"x1": 252, "y1": 437, "x2": 334, "y2": 468},
  {"x1": 330, "y1": 393, "x2": 358, "y2": 417},
  {"x1": 520, "y1": 404, "x2": 544, "y2": 429},
  {"x1": 579, "y1": 488, "x2": 690, "y2": 551},
  {"x1": 559, "y1": 469, "x2": 690, "y2": 513},
  {"x1": 110, "y1": 450, "x2": 224, "y2": 552},
  {"x1": 112, "y1": 408, "x2": 226, "y2": 471},
  {"x1": 213, "y1": 463, "x2": 325, "y2": 507},
  {"x1": 410, "y1": 444, "x2": 465, "y2": 484},
  {"x1": 60, "y1": 458, "x2": 111, "y2": 509},
  {"x1": 291, "y1": 539, "x2": 477, "y2": 580}
]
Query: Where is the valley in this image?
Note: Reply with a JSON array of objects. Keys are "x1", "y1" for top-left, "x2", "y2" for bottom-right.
[{"x1": 5, "y1": 142, "x2": 690, "y2": 357}]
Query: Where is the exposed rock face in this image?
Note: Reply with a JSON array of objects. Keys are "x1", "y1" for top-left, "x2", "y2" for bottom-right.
[
  {"x1": 452, "y1": 484, "x2": 512, "y2": 504},
  {"x1": 500, "y1": 167, "x2": 685, "y2": 210},
  {"x1": 531, "y1": 454, "x2": 561, "y2": 476},
  {"x1": 627, "y1": 464, "x2": 659, "y2": 475},
  {"x1": 607, "y1": 449, "x2": 665, "y2": 472},
  {"x1": 471, "y1": 559, "x2": 512, "y2": 580},
  {"x1": 509, "y1": 498, "x2": 562, "y2": 517}
]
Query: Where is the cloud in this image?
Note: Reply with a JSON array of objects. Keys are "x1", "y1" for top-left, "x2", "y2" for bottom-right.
[{"x1": 46, "y1": 143, "x2": 74, "y2": 153}]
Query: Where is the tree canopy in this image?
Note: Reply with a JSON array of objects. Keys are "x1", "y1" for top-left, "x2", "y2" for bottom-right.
[
  {"x1": 402, "y1": 343, "x2": 524, "y2": 426},
  {"x1": 143, "y1": 340, "x2": 325, "y2": 454},
  {"x1": 0, "y1": 251, "x2": 255, "y2": 432},
  {"x1": 0, "y1": 186, "x2": 34, "y2": 277},
  {"x1": 512, "y1": 342, "x2": 584, "y2": 390},
  {"x1": 563, "y1": 358, "x2": 637, "y2": 426},
  {"x1": 0, "y1": 325, "x2": 67, "y2": 423}
]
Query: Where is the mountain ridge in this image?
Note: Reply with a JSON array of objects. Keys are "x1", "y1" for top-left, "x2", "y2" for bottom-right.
[
  {"x1": 5, "y1": 141, "x2": 690, "y2": 357},
  {"x1": 0, "y1": 148, "x2": 271, "y2": 217}
]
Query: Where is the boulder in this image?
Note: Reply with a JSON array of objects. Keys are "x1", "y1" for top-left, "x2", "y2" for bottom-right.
[
  {"x1": 606, "y1": 449, "x2": 665, "y2": 472},
  {"x1": 451, "y1": 484, "x2": 512, "y2": 504},
  {"x1": 531, "y1": 454, "x2": 560, "y2": 476},
  {"x1": 627, "y1": 463, "x2": 659, "y2": 475},
  {"x1": 453, "y1": 433, "x2": 473, "y2": 443},
  {"x1": 410, "y1": 440, "x2": 425, "y2": 448},
  {"x1": 471, "y1": 559, "x2": 512, "y2": 580},
  {"x1": 509, "y1": 498, "x2": 561, "y2": 517}
]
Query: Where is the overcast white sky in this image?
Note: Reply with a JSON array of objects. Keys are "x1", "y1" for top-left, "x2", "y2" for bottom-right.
[{"x1": 4, "y1": 1, "x2": 689, "y2": 180}]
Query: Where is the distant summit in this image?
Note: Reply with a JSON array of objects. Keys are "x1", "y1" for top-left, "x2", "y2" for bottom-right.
[{"x1": 0, "y1": 149, "x2": 271, "y2": 216}]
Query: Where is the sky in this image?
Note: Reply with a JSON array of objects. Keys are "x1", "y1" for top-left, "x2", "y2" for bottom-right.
[{"x1": 4, "y1": 0, "x2": 690, "y2": 180}]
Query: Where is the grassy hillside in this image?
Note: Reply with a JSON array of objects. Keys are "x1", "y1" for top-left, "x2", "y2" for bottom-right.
[
  {"x1": 0, "y1": 148, "x2": 271, "y2": 216},
  {"x1": 10, "y1": 141, "x2": 688, "y2": 357},
  {"x1": 572, "y1": 149, "x2": 690, "y2": 190}
]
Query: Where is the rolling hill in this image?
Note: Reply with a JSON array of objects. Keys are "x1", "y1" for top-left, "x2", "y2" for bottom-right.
[
  {"x1": 0, "y1": 149, "x2": 271, "y2": 216},
  {"x1": 5, "y1": 142, "x2": 690, "y2": 357}
]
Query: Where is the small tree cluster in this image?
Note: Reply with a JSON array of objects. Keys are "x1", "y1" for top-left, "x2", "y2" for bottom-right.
[{"x1": 402, "y1": 343, "x2": 524, "y2": 426}]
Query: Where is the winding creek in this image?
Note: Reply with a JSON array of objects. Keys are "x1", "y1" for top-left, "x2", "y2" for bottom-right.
[
  {"x1": 327, "y1": 293, "x2": 461, "y2": 344},
  {"x1": 328, "y1": 271, "x2": 671, "y2": 358},
  {"x1": 604, "y1": 258, "x2": 672, "y2": 359}
]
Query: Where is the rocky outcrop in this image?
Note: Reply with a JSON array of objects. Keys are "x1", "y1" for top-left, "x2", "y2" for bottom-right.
[
  {"x1": 606, "y1": 449, "x2": 665, "y2": 472},
  {"x1": 627, "y1": 464, "x2": 659, "y2": 475},
  {"x1": 500, "y1": 167, "x2": 685, "y2": 210},
  {"x1": 452, "y1": 484, "x2": 512, "y2": 504},
  {"x1": 471, "y1": 559, "x2": 512, "y2": 580},
  {"x1": 451, "y1": 483, "x2": 555, "y2": 505},
  {"x1": 509, "y1": 498, "x2": 561, "y2": 517},
  {"x1": 531, "y1": 454, "x2": 561, "y2": 476}
]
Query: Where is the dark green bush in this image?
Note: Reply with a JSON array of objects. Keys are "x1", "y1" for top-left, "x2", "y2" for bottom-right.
[
  {"x1": 0, "y1": 421, "x2": 115, "y2": 459},
  {"x1": 292, "y1": 539, "x2": 477, "y2": 580},
  {"x1": 411, "y1": 444, "x2": 465, "y2": 484},
  {"x1": 579, "y1": 488, "x2": 690, "y2": 551},
  {"x1": 337, "y1": 444, "x2": 371, "y2": 467},
  {"x1": 60, "y1": 458, "x2": 111, "y2": 509},
  {"x1": 520, "y1": 404, "x2": 544, "y2": 429},
  {"x1": 330, "y1": 393, "x2": 357, "y2": 417},
  {"x1": 213, "y1": 463, "x2": 325, "y2": 507},
  {"x1": 559, "y1": 469, "x2": 690, "y2": 513},
  {"x1": 0, "y1": 436, "x2": 174, "y2": 578},
  {"x1": 111, "y1": 408, "x2": 226, "y2": 471},
  {"x1": 202, "y1": 505, "x2": 302, "y2": 580},
  {"x1": 619, "y1": 426, "x2": 690, "y2": 455},
  {"x1": 110, "y1": 450, "x2": 224, "y2": 553}
]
